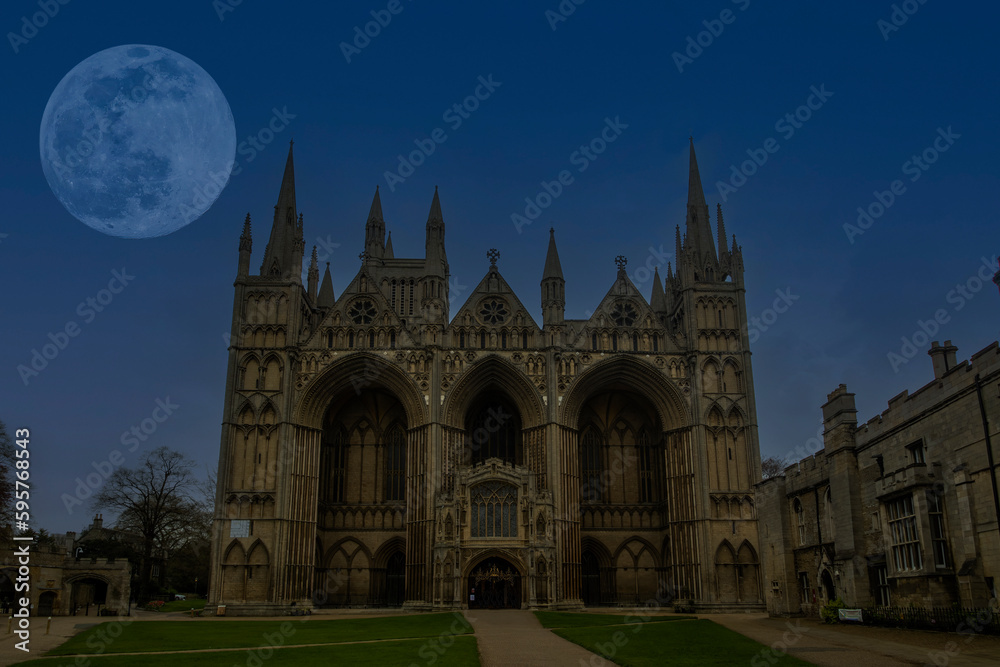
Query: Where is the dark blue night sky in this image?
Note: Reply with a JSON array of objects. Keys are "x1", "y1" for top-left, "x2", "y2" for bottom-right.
[{"x1": 2, "y1": 0, "x2": 998, "y2": 533}]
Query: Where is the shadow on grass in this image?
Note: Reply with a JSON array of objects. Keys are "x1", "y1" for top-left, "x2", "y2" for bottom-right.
[
  {"x1": 45, "y1": 612, "x2": 472, "y2": 656},
  {"x1": 11, "y1": 636, "x2": 480, "y2": 667},
  {"x1": 553, "y1": 618, "x2": 812, "y2": 667}
]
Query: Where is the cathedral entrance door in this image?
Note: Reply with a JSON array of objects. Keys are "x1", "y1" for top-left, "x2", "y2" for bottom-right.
[{"x1": 468, "y1": 557, "x2": 521, "y2": 609}]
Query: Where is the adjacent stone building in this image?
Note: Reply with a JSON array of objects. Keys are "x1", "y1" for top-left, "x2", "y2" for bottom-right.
[
  {"x1": 0, "y1": 544, "x2": 131, "y2": 616},
  {"x1": 208, "y1": 140, "x2": 765, "y2": 614},
  {"x1": 758, "y1": 339, "x2": 1000, "y2": 616}
]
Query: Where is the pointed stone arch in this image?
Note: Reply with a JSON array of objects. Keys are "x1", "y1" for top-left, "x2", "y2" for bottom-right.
[
  {"x1": 580, "y1": 537, "x2": 614, "y2": 605},
  {"x1": 442, "y1": 354, "x2": 545, "y2": 428},
  {"x1": 726, "y1": 404, "x2": 746, "y2": 427},
  {"x1": 246, "y1": 539, "x2": 271, "y2": 601},
  {"x1": 239, "y1": 353, "x2": 261, "y2": 391},
  {"x1": 221, "y1": 540, "x2": 247, "y2": 602},
  {"x1": 561, "y1": 355, "x2": 689, "y2": 429},
  {"x1": 702, "y1": 357, "x2": 721, "y2": 393},
  {"x1": 261, "y1": 354, "x2": 283, "y2": 391},
  {"x1": 258, "y1": 399, "x2": 279, "y2": 428},
  {"x1": 613, "y1": 537, "x2": 660, "y2": 604},
  {"x1": 372, "y1": 537, "x2": 406, "y2": 606},
  {"x1": 296, "y1": 352, "x2": 426, "y2": 428},
  {"x1": 737, "y1": 540, "x2": 761, "y2": 602},
  {"x1": 320, "y1": 537, "x2": 373, "y2": 606},
  {"x1": 715, "y1": 539, "x2": 738, "y2": 603},
  {"x1": 235, "y1": 400, "x2": 255, "y2": 426},
  {"x1": 721, "y1": 358, "x2": 741, "y2": 393}
]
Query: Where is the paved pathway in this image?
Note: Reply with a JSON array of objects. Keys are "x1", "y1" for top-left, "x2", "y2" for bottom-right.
[
  {"x1": 464, "y1": 609, "x2": 604, "y2": 666},
  {"x1": 707, "y1": 612, "x2": 1000, "y2": 667}
]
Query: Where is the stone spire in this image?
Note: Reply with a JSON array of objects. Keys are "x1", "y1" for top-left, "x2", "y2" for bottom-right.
[
  {"x1": 425, "y1": 186, "x2": 448, "y2": 269},
  {"x1": 685, "y1": 138, "x2": 718, "y2": 265},
  {"x1": 385, "y1": 231, "x2": 394, "y2": 259},
  {"x1": 317, "y1": 262, "x2": 335, "y2": 308},
  {"x1": 423, "y1": 187, "x2": 449, "y2": 323},
  {"x1": 541, "y1": 228, "x2": 565, "y2": 326},
  {"x1": 307, "y1": 246, "x2": 319, "y2": 301},
  {"x1": 650, "y1": 266, "x2": 666, "y2": 312},
  {"x1": 365, "y1": 186, "x2": 386, "y2": 260},
  {"x1": 237, "y1": 213, "x2": 252, "y2": 277},
  {"x1": 260, "y1": 141, "x2": 301, "y2": 280},
  {"x1": 543, "y1": 228, "x2": 564, "y2": 279},
  {"x1": 717, "y1": 203, "x2": 728, "y2": 255}
]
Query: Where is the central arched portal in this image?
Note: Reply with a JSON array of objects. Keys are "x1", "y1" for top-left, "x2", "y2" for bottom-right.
[
  {"x1": 468, "y1": 557, "x2": 521, "y2": 609},
  {"x1": 465, "y1": 393, "x2": 522, "y2": 466}
]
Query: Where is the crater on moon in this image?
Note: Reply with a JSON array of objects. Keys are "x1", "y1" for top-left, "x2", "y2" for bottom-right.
[{"x1": 39, "y1": 44, "x2": 237, "y2": 239}]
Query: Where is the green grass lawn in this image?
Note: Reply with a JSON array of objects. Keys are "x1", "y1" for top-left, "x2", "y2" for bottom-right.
[
  {"x1": 155, "y1": 598, "x2": 208, "y2": 613},
  {"x1": 44, "y1": 612, "x2": 474, "y2": 656},
  {"x1": 534, "y1": 611, "x2": 696, "y2": 628},
  {"x1": 551, "y1": 617, "x2": 813, "y2": 667},
  {"x1": 12, "y1": 636, "x2": 480, "y2": 667}
]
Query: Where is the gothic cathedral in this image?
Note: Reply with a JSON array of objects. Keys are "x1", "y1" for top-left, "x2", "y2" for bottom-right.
[{"x1": 208, "y1": 140, "x2": 764, "y2": 613}]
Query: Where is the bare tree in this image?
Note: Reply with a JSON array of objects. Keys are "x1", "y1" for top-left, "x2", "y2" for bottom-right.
[
  {"x1": 0, "y1": 420, "x2": 13, "y2": 544},
  {"x1": 761, "y1": 455, "x2": 788, "y2": 479},
  {"x1": 93, "y1": 446, "x2": 201, "y2": 600}
]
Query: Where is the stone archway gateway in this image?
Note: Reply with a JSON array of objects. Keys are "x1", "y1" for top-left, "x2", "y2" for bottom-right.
[{"x1": 468, "y1": 557, "x2": 521, "y2": 609}]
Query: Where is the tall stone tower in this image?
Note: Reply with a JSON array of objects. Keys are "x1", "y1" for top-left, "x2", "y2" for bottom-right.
[{"x1": 208, "y1": 140, "x2": 763, "y2": 614}]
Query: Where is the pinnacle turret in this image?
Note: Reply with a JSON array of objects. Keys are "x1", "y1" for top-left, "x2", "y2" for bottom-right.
[
  {"x1": 717, "y1": 203, "x2": 728, "y2": 255},
  {"x1": 425, "y1": 186, "x2": 448, "y2": 269},
  {"x1": 307, "y1": 246, "x2": 319, "y2": 301},
  {"x1": 541, "y1": 228, "x2": 565, "y2": 327},
  {"x1": 542, "y1": 228, "x2": 564, "y2": 280},
  {"x1": 237, "y1": 213, "x2": 252, "y2": 277},
  {"x1": 365, "y1": 186, "x2": 386, "y2": 260}
]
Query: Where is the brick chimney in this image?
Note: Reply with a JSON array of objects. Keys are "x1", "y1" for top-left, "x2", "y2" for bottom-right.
[
  {"x1": 93, "y1": 513, "x2": 103, "y2": 530},
  {"x1": 928, "y1": 340, "x2": 958, "y2": 379}
]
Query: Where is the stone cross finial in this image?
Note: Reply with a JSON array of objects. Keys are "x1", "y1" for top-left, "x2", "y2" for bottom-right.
[
  {"x1": 615, "y1": 255, "x2": 627, "y2": 271},
  {"x1": 487, "y1": 248, "x2": 500, "y2": 267}
]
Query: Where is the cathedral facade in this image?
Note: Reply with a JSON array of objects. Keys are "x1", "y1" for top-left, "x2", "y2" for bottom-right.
[{"x1": 208, "y1": 141, "x2": 764, "y2": 614}]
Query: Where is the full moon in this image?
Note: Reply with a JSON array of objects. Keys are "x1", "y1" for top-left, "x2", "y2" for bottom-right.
[{"x1": 39, "y1": 45, "x2": 236, "y2": 239}]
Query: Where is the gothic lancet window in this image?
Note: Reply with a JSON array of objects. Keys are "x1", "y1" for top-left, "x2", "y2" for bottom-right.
[
  {"x1": 470, "y1": 481, "x2": 518, "y2": 537},
  {"x1": 580, "y1": 427, "x2": 603, "y2": 502},
  {"x1": 320, "y1": 425, "x2": 347, "y2": 503},
  {"x1": 637, "y1": 429, "x2": 655, "y2": 502},
  {"x1": 384, "y1": 424, "x2": 406, "y2": 502}
]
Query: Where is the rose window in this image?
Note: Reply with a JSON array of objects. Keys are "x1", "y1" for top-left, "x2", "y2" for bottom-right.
[
  {"x1": 479, "y1": 299, "x2": 508, "y2": 325},
  {"x1": 611, "y1": 301, "x2": 637, "y2": 327},
  {"x1": 349, "y1": 299, "x2": 377, "y2": 325}
]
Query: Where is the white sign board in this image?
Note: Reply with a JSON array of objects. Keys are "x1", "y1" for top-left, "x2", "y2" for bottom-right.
[
  {"x1": 839, "y1": 608, "x2": 863, "y2": 622},
  {"x1": 230, "y1": 519, "x2": 250, "y2": 538}
]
